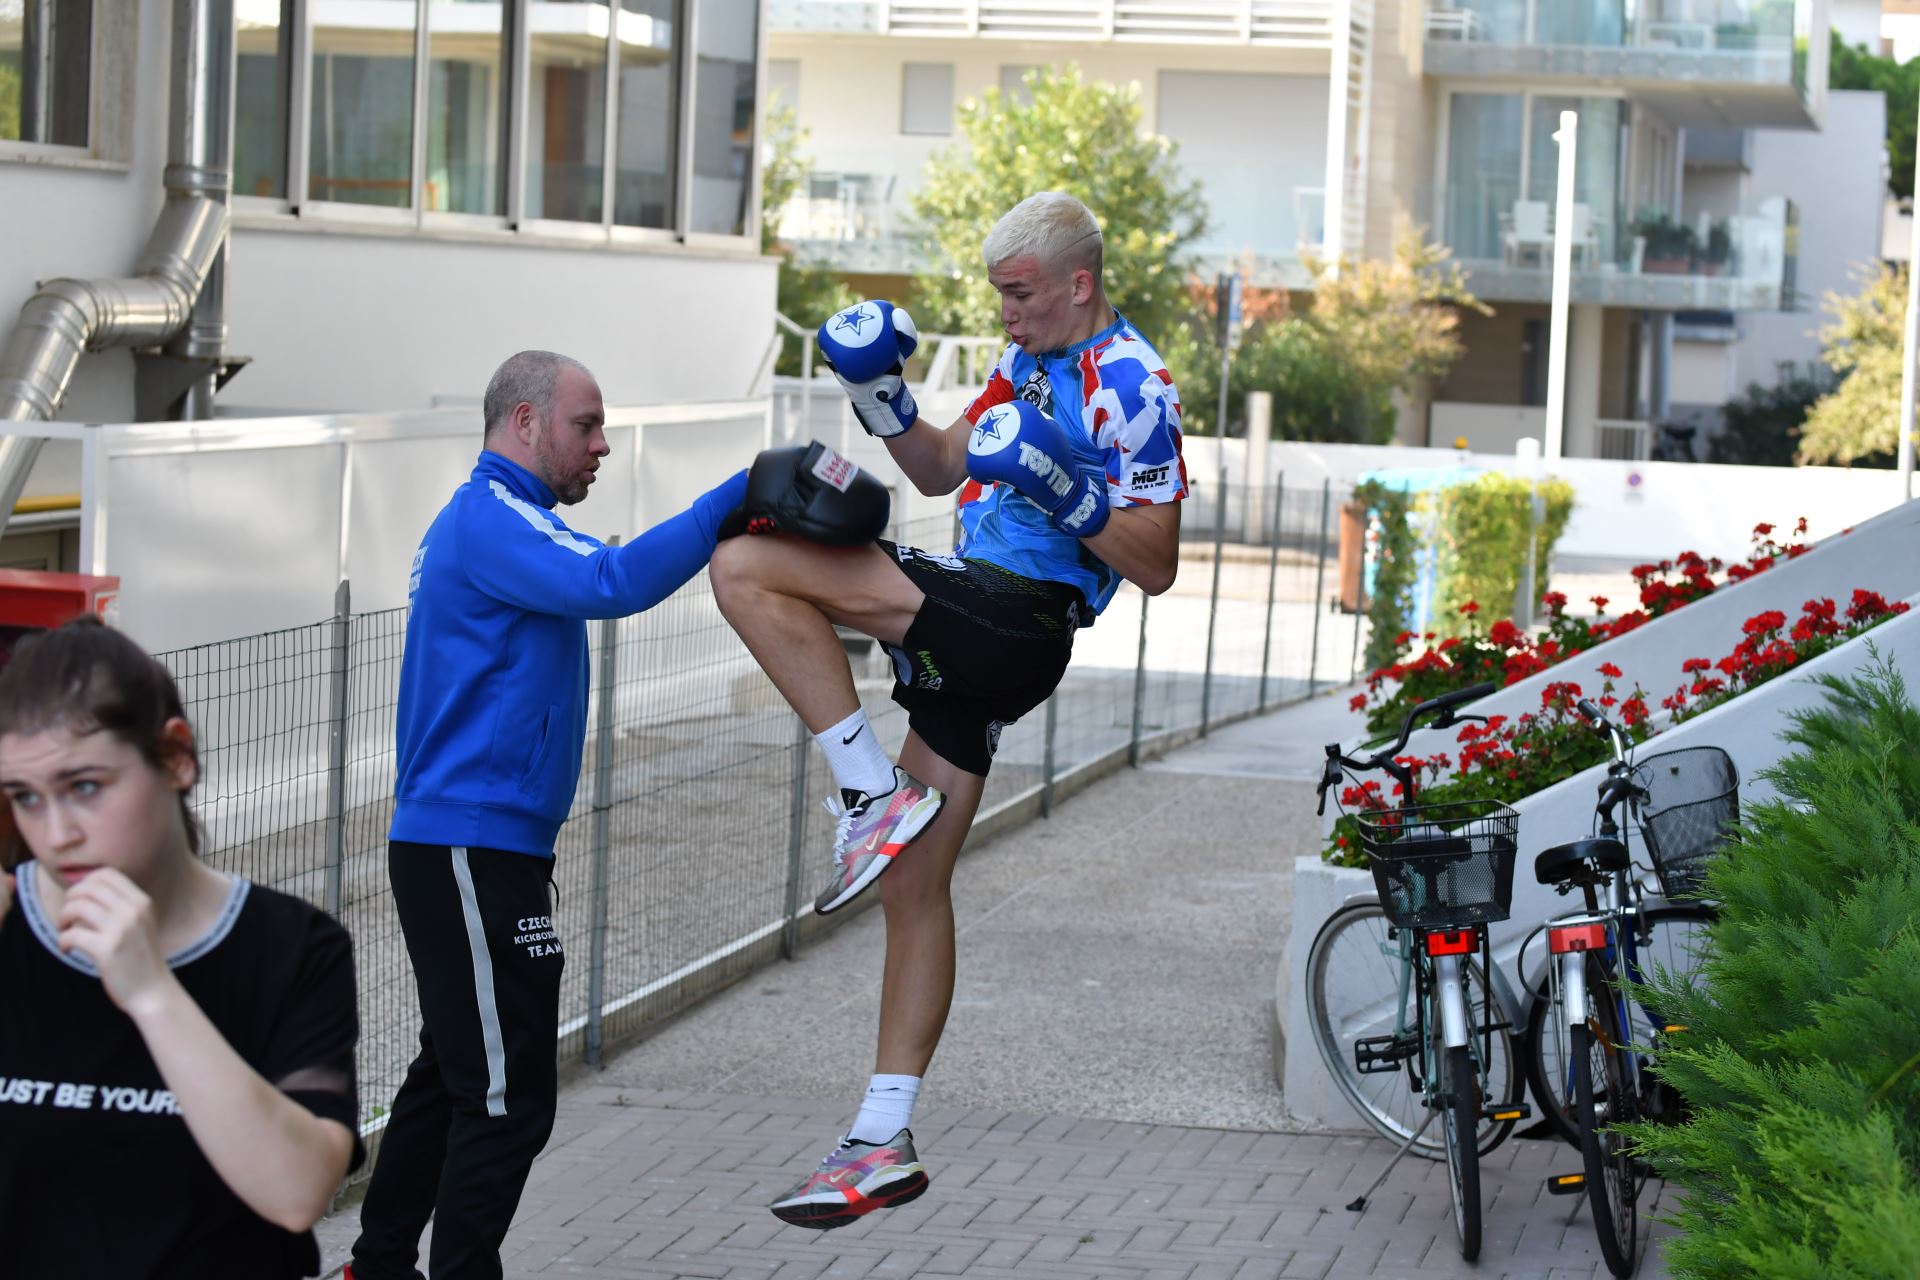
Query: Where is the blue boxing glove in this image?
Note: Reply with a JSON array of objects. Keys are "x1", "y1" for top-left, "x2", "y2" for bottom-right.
[
  {"x1": 818, "y1": 301, "x2": 919, "y2": 438},
  {"x1": 965, "y1": 400, "x2": 1110, "y2": 539}
]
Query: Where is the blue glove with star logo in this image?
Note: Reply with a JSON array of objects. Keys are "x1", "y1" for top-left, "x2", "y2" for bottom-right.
[
  {"x1": 817, "y1": 301, "x2": 920, "y2": 438},
  {"x1": 965, "y1": 399, "x2": 1110, "y2": 539}
]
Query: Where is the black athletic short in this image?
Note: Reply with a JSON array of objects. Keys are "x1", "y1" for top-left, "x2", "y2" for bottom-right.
[{"x1": 878, "y1": 540, "x2": 1086, "y2": 776}]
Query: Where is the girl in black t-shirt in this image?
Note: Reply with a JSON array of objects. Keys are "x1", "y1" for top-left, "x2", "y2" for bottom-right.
[{"x1": 0, "y1": 618, "x2": 363, "y2": 1278}]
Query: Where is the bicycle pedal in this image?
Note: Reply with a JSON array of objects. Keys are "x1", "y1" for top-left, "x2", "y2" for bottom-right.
[
  {"x1": 1353, "y1": 1033, "x2": 1417, "y2": 1075},
  {"x1": 1486, "y1": 1103, "x2": 1531, "y2": 1124},
  {"x1": 1545, "y1": 1173, "x2": 1586, "y2": 1196}
]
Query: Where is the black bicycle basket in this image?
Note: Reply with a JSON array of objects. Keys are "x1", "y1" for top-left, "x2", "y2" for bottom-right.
[
  {"x1": 1633, "y1": 746, "x2": 1739, "y2": 898},
  {"x1": 1352, "y1": 799, "x2": 1520, "y2": 930}
]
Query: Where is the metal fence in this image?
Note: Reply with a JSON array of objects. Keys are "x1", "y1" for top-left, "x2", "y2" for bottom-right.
[{"x1": 154, "y1": 479, "x2": 1366, "y2": 1156}]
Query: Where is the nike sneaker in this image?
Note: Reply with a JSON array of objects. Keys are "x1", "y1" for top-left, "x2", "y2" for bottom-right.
[
  {"x1": 814, "y1": 767, "x2": 944, "y2": 915},
  {"x1": 769, "y1": 1129, "x2": 930, "y2": 1229}
]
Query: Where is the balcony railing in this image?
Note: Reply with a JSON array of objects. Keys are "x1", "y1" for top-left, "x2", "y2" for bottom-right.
[
  {"x1": 769, "y1": 0, "x2": 1339, "y2": 46},
  {"x1": 1424, "y1": 0, "x2": 1816, "y2": 112},
  {"x1": 1436, "y1": 189, "x2": 1799, "y2": 311}
]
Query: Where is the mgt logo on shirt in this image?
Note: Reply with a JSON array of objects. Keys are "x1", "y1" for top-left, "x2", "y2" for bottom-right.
[
  {"x1": 1129, "y1": 465, "x2": 1171, "y2": 492},
  {"x1": 513, "y1": 915, "x2": 563, "y2": 958},
  {"x1": 409, "y1": 545, "x2": 428, "y2": 601}
]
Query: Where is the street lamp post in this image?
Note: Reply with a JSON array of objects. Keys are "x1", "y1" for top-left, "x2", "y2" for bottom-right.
[{"x1": 1543, "y1": 110, "x2": 1578, "y2": 462}]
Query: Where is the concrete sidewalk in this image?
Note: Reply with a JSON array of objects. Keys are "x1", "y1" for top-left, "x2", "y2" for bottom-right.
[{"x1": 318, "y1": 689, "x2": 1677, "y2": 1279}]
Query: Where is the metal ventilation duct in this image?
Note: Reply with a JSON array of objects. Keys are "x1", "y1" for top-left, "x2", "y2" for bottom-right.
[{"x1": 0, "y1": 0, "x2": 234, "y2": 522}]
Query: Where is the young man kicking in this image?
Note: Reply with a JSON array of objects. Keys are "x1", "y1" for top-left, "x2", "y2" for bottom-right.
[{"x1": 708, "y1": 191, "x2": 1187, "y2": 1229}]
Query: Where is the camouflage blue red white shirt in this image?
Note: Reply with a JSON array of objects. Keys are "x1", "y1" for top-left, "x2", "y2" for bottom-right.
[{"x1": 957, "y1": 312, "x2": 1187, "y2": 618}]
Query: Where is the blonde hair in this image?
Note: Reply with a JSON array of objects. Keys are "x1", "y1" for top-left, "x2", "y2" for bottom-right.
[{"x1": 983, "y1": 192, "x2": 1103, "y2": 280}]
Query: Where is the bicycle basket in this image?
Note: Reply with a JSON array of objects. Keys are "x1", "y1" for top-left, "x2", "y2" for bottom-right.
[
  {"x1": 1633, "y1": 746, "x2": 1738, "y2": 898},
  {"x1": 1352, "y1": 799, "x2": 1520, "y2": 930}
]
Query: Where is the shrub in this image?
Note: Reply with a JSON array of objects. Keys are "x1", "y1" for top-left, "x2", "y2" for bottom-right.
[
  {"x1": 1628, "y1": 654, "x2": 1920, "y2": 1277},
  {"x1": 1429, "y1": 472, "x2": 1575, "y2": 626}
]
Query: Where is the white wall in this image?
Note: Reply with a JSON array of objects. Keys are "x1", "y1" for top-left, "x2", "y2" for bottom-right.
[
  {"x1": 1428, "y1": 403, "x2": 1544, "y2": 454},
  {"x1": 223, "y1": 227, "x2": 777, "y2": 412},
  {"x1": 1671, "y1": 337, "x2": 1735, "y2": 404},
  {"x1": 769, "y1": 35, "x2": 1329, "y2": 246},
  {"x1": 1183, "y1": 436, "x2": 1911, "y2": 563},
  {"x1": 1831, "y1": 0, "x2": 1884, "y2": 50},
  {"x1": 1155, "y1": 69, "x2": 1330, "y2": 257},
  {"x1": 1736, "y1": 90, "x2": 1887, "y2": 390}
]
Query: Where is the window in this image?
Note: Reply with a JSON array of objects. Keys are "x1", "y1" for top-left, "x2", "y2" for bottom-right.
[
  {"x1": 998, "y1": 64, "x2": 1036, "y2": 107},
  {"x1": 236, "y1": 1, "x2": 294, "y2": 196},
  {"x1": 528, "y1": 0, "x2": 609, "y2": 222},
  {"x1": 427, "y1": 0, "x2": 510, "y2": 214},
  {"x1": 235, "y1": 0, "x2": 760, "y2": 242},
  {"x1": 900, "y1": 62, "x2": 951, "y2": 136},
  {"x1": 0, "y1": 0, "x2": 91, "y2": 147},
  {"x1": 687, "y1": 0, "x2": 757, "y2": 236},
  {"x1": 309, "y1": 0, "x2": 420, "y2": 208},
  {"x1": 615, "y1": 0, "x2": 678, "y2": 229}
]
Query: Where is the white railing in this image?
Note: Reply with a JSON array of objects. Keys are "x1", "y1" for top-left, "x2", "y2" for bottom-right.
[
  {"x1": 771, "y1": 0, "x2": 1338, "y2": 44},
  {"x1": 1595, "y1": 418, "x2": 1651, "y2": 461}
]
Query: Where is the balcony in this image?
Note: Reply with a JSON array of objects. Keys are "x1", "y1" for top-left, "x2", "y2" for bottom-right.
[
  {"x1": 1438, "y1": 190, "x2": 1800, "y2": 311},
  {"x1": 1424, "y1": 0, "x2": 1822, "y2": 128},
  {"x1": 768, "y1": 0, "x2": 1339, "y2": 47}
]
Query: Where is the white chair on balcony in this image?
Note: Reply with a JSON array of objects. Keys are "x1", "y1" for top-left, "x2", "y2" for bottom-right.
[
  {"x1": 1561, "y1": 202, "x2": 1600, "y2": 264},
  {"x1": 1502, "y1": 200, "x2": 1551, "y2": 267},
  {"x1": 1426, "y1": 1, "x2": 1481, "y2": 41}
]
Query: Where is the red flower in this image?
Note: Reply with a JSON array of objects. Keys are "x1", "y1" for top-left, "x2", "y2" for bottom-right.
[
  {"x1": 1681, "y1": 657, "x2": 1712, "y2": 673},
  {"x1": 1742, "y1": 610, "x2": 1788, "y2": 636},
  {"x1": 1488, "y1": 619, "x2": 1526, "y2": 649},
  {"x1": 1439, "y1": 636, "x2": 1462, "y2": 652},
  {"x1": 1394, "y1": 630, "x2": 1414, "y2": 646},
  {"x1": 1620, "y1": 696, "x2": 1649, "y2": 727},
  {"x1": 1795, "y1": 516, "x2": 1809, "y2": 535},
  {"x1": 1459, "y1": 601, "x2": 1481, "y2": 616},
  {"x1": 1591, "y1": 595, "x2": 1610, "y2": 612},
  {"x1": 1753, "y1": 522, "x2": 1774, "y2": 537},
  {"x1": 1349, "y1": 693, "x2": 1368, "y2": 711},
  {"x1": 1542, "y1": 590, "x2": 1568, "y2": 611},
  {"x1": 1597, "y1": 662, "x2": 1623, "y2": 679}
]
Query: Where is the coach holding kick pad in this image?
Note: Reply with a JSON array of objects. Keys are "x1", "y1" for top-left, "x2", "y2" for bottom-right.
[{"x1": 349, "y1": 351, "x2": 747, "y2": 1280}]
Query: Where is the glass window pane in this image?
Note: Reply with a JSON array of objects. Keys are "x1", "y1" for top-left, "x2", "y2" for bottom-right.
[
  {"x1": 0, "y1": 0, "x2": 92, "y2": 147},
  {"x1": 310, "y1": 0, "x2": 419, "y2": 208},
  {"x1": 1527, "y1": 97, "x2": 1623, "y2": 263},
  {"x1": 236, "y1": 0, "x2": 293, "y2": 197},
  {"x1": 529, "y1": 1, "x2": 608, "y2": 222},
  {"x1": 614, "y1": 0, "x2": 675, "y2": 228},
  {"x1": 427, "y1": 0, "x2": 507, "y2": 214},
  {"x1": 687, "y1": 0, "x2": 756, "y2": 236},
  {"x1": 900, "y1": 61, "x2": 950, "y2": 136},
  {"x1": 1444, "y1": 93, "x2": 1522, "y2": 261}
]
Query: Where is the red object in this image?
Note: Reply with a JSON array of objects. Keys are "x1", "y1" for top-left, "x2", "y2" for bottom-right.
[
  {"x1": 0, "y1": 569, "x2": 120, "y2": 667},
  {"x1": 0, "y1": 569, "x2": 119, "y2": 629},
  {"x1": 1424, "y1": 929, "x2": 1478, "y2": 957},
  {"x1": 1549, "y1": 923, "x2": 1609, "y2": 954}
]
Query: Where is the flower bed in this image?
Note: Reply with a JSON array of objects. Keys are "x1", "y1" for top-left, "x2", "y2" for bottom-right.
[{"x1": 1324, "y1": 582, "x2": 1910, "y2": 870}]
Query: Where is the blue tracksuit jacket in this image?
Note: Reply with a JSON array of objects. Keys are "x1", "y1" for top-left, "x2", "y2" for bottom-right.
[{"x1": 390, "y1": 451, "x2": 747, "y2": 857}]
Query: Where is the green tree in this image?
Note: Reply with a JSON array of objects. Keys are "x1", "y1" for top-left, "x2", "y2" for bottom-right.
[
  {"x1": 909, "y1": 65, "x2": 1207, "y2": 347},
  {"x1": 1173, "y1": 224, "x2": 1486, "y2": 440},
  {"x1": 1798, "y1": 264, "x2": 1904, "y2": 467},
  {"x1": 761, "y1": 101, "x2": 857, "y2": 375},
  {"x1": 0, "y1": 61, "x2": 20, "y2": 141},
  {"x1": 1830, "y1": 33, "x2": 1919, "y2": 200},
  {"x1": 1707, "y1": 364, "x2": 1834, "y2": 466}
]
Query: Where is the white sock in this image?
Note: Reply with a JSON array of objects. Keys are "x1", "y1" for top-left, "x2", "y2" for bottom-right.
[
  {"x1": 847, "y1": 1074, "x2": 922, "y2": 1144},
  {"x1": 815, "y1": 709, "x2": 895, "y2": 800}
]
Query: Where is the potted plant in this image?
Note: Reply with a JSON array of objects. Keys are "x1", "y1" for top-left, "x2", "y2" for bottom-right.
[
  {"x1": 1631, "y1": 208, "x2": 1696, "y2": 273},
  {"x1": 1698, "y1": 219, "x2": 1733, "y2": 275}
]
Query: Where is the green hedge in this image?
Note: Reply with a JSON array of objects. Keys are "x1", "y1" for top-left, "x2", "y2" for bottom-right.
[
  {"x1": 1630, "y1": 651, "x2": 1920, "y2": 1277},
  {"x1": 1355, "y1": 472, "x2": 1576, "y2": 668}
]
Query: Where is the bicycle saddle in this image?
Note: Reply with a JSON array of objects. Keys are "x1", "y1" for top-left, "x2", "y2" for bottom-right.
[{"x1": 1534, "y1": 837, "x2": 1629, "y2": 885}]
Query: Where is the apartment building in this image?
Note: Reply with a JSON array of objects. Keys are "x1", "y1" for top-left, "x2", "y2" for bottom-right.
[{"x1": 771, "y1": 0, "x2": 1888, "y2": 460}]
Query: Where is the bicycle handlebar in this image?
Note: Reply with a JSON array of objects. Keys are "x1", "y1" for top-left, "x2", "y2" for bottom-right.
[{"x1": 1315, "y1": 681, "x2": 1498, "y2": 815}]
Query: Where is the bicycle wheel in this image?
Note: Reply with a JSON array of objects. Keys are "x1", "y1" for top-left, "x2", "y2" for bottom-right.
[
  {"x1": 1525, "y1": 904, "x2": 1715, "y2": 1147},
  {"x1": 1440, "y1": 1040, "x2": 1482, "y2": 1261},
  {"x1": 1302, "y1": 900, "x2": 1521, "y2": 1159},
  {"x1": 1570, "y1": 955, "x2": 1640, "y2": 1277}
]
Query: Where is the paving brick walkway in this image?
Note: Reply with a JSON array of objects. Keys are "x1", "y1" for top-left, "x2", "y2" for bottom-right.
[{"x1": 322, "y1": 1084, "x2": 1675, "y2": 1279}]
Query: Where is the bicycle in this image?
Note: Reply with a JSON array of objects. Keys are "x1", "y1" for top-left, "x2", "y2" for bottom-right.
[
  {"x1": 1305, "y1": 682, "x2": 1530, "y2": 1262},
  {"x1": 1521, "y1": 699, "x2": 1738, "y2": 1277}
]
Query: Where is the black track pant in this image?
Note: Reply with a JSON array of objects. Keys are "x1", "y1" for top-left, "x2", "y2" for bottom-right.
[{"x1": 352, "y1": 843, "x2": 565, "y2": 1280}]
